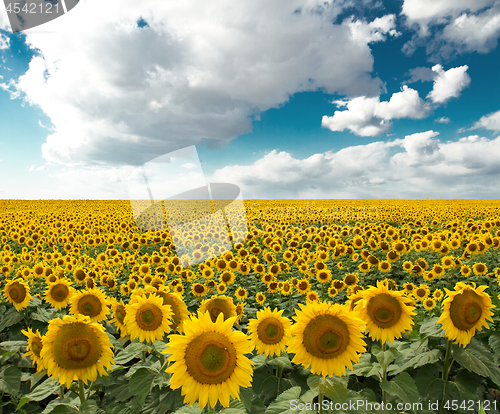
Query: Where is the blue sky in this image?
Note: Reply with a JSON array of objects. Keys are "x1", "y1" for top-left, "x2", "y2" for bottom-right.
[{"x1": 1, "y1": 0, "x2": 500, "y2": 199}]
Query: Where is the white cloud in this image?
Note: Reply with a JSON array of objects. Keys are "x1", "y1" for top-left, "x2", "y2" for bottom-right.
[
  {"x1": 27, "y1": 165, "x2": 35, "y2": 172},
  {"x1": 404, "y1": 66, "x2": 435, "y2": 84},
  {"x1": 426, "y1": 64, "x2": 470, "y2": 104},
  {"x1": 7, "y1": 0, "x2": 398, "y2": 167},
  {"x1": 401, "y1": 0, "x2": 500, "y2": 58},
  {"x1": 209, "y1": 131, "x2": 500, "y2": 198},
  {"x1": 471, "y1": 109, "x2": 500, "y2": 132},
  {"x1": 321, "y1": 85, "x2": 429, "y2": 136},
  {"x1": 346, "y1": 14, "x2": 400, "y2": 43},
  {"x1": 0, "y1": 6, "x2": 9, "y2": 31},
  {"x1": 0, "y1": 33, "x2": 9, "y2": 50},
  {"x1": 435, "y1": 116, "x2": 450, "y2": 124}
]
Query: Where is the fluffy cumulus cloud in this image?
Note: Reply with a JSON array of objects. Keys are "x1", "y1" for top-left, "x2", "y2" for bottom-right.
[
  {"x1": 209, "y1": 131, "x2": 500, "y2": 198},
  {"x1": 3, "y1": 0, "x2": 402, "y2": 166},
  {"x1": 401, "y1": 0, "x2": 500, "y2": 58},
  {"x1": 323, "y1": 63, "x2": 471, "y2": 136},
  {"x1": 426, "y1": 64, "x2": 470, "y2": 104},
  {"x1": 471, "y1": 109, "x2": 500, "y2": 132},
  {"x1": 321, "y1": 85, "x2": 430, "y2": 136}
]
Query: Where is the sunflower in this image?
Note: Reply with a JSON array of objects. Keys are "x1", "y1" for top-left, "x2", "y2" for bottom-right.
[
  {"x1": 437, "y1": 282, "x2": 494, "y2": 347},
  {"x1": 124, "y1": 294, "x2": 173, "y2": 343},
  {"x1": 296, "y1": 279, "x2": 310, "y2": 294},
  {"x1": 110, "y1": 299, "x2": 128, "y2": 336},
  {"x1": 219, "y1": 271, "x2": 236, "y2": 285},
  {"x1": 473, "y1": 262, "x2": 488, "y2": 276},
  {"x1": 153, "y1": 289, "x2": 190, "y2": 333},
  {"x1": 357, "y1": 281, "x2": 416, "y2": 344},
  {"x1": 40, "y1": 314, "x2": 114, "y2": 388},
  {"x1": 414, "y1": 285, "x2": 430, "y2": 301},
  {"x1": 69, "y1": 288, "x2": 110, "y2": 323},
  {"x1": 343, "y1": 273, "x2": 359, "y2": 287},
  {"x1": 287, "y1": 301, "x2": 366, "y2": 377},
  {"x1": 191, "y1": 283, "x2": 207, "y2": 298},
  {"x1": 460, "y1": 265, "x2": 472, "y2": 277},
  {"x1": 199, "y1": 295, "x2": 237, "y2": 323},
  {"x1": 378, "y1": 261, "x2": 391, "y2": 273},
  {"x1": 217, "y1": 283, "x2": 228, "y2": 294},
  {"x1": 235, "y1": 287, "x2": 248, "y2": 301},
  {"x1": 281, "y1": 281, "x2": 293, "y2": 296},
  {"x1": 22, "y1": 328, "x2": 45, "y2": 372},
  {"x1": 328, "y1": 286, "x2": 338, "y2": 298},
  {"x1": 45, "y1": 279, "x2": 73, "y2": 309},
  {"x1": 164, "y1": 312, "x2": 254, "y2": 409},
  {"x1": 433, "y1": 289, "x2": 444, "y2": 301},
  {"x1": 256, "y1": 292, "x2": 266, "y2": 305},
  {"x1": 248, "y1": 307, "x2": 292, "y2": 357},
  {"x1": 4, "y1": 279, "x2": 32, "y2": 311},
  {"x1": 307, "y1": 291, "x2": 320, "y2": 302},
  {"x1": 423, "y1": 298, "x2": 436, "y2": 311},
  {"x1": 403, "y1": 282, "x2": 416, "y2": 295}
]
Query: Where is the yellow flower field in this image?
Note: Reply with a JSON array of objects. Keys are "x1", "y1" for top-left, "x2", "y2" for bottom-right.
[{"x1": 1, "y1": 199, "x2": 500, "y2": 413}]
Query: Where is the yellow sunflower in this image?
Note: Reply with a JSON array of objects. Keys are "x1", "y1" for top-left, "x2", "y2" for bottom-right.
[
  {"x1": 256, "y1": 292, "x2": 266, "y2": 305},
  {"x1": 153, "y1": 289, "x2": 190, "y2": 333},
  {"x1": 22, "y1": 328, "x2": 45, "y2": 372},
  {"x1": 69, "y1": 288, "x2": 110, "y2": 323},
  {"x1": 4, "y1": 279, "x2": 32, "y2": 311},
  {"x1": 287, "y1": 301, "x2": 366, "y2": 377},
  {"x1": 199, "y1": 295, "x2": 237, "y2": 323},
  {"x1": 45, "y1": 279, "x2": 73, "y2": 310},
  {"x1": 437, "y1": 282, "x2": 494, "y2": 347},
  {"x1": 248, "y1": 307, "x2": 292, "y2": 357},
  {"x1": 164, "y1": 312, "x2": 254, "y2": 409},
  {"x1": 357, "y1": 281, "x2": 416, "y2": 344},
  {"x1": 124, "y1": 294, "x2": 173, "y2": 343},
  {"x1": 40, "y1": 314, "x2": 114, "y2": 388},
  {"x1": 110, "y1": 299, "x2": 128, "y2": 337}
]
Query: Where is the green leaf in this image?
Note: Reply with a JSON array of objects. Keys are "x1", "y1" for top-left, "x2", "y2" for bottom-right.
[
  {"x1": 79, "y1": 400, "x2": 98, "y2": 414},
  {"x1": 0, "y1": 366, "x2": 22, "y2": 395},
  {"x1": 128, "y1": 368, "x2": 156, "y2": 406},
  {"x1": 372, "y1": 346, "x2": 398, "y2": 370},
  {"x1": 414, "y1": 364, "x2": 439, "y2": 395},
  {"x1": 239, "y1": 386, "x2": 254, "y2": 412},
  {"x1": 454, "y1": 370, "x2": 481, "y2": 401},
  {"x1": 17, "y1": 396, "x2": 30, "y2": 411},
  {"x1": 24, "y1": 378, "x2": 60, "y2": 402},
  {"x1": 347, "y1": 353, "x2": 377, "y2": 376},
  {"x1": 173, "y1": 404, "x2": 202, "y2": 414},
  {"x1": 425, "y1": 378, "x2": 461, "y2": 405},
  {"x1": 260, "y1": 376, "x2": 293, "y2": 405},
  {"x1": 307, "y1": 375, "x2": 347, "y2": 405},
  {"x1": 264, "y1": 386, "x2": 301, "y2": 414},
  {"x1": 267, "y1": 355, "x2": 292, "y2": 370},
  {"x1": 389, "y1": 349, "x2": 441, "y2": 375},
  {"x1": 252, "y1": 364, "x2": 274, "y2": 393},
  {"x1": 488, "y1": 332, "x2": 500, "y2": 355},
  {"x1": 104, "y1": 404, "x2": 137, "y2": 414},
  {"x1": 380, "y1": 372, "x2": 419, "y2": 405},
  {"x1": 453, "y1": 339, "x2": 500, "y2": 387},
  {"x1": 113, "y1": 342, "x2": 149, "y2": 364},
  {"x1": 419, "y1": 317, "x2": 445, "y2": 338},
  {"x1": 0, "y1": 307, "x2": 23, "y2": 331}
]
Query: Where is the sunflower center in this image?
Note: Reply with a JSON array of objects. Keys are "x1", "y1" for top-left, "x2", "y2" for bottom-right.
[
  {"x1": 206, "y1": 299, "x2": 232, "y2": 323},
  {"x1": 9, "y1": 282, "x2": 26, "y2": 303},
  {"x1": 136, "y1": 303, "x2": 163, "y2": 331},
  {"x1": 53, "y1": 322, "x2": 101, "y2": 369},
  {"x1": 52, "y1": 284, "x2": 69, "y2": 302},
  {"x1": 367, "y1": 293, "x2": 402, "y2": 328},
  {"x1": 185, "y1": 331, "x2": 236, "y2": 384},
  {"x1": 302, "y1": 314, "x2": 350, "y2": 359},
  {"x1": 115, "y1": 306, "x2": 125, "y2": 324},
  {"x1": 449, "y1": 290, "x2": 483, "y2": 331},
  {"x1": 31, "y1": 338, "x2": 42, "y2": 357},
  {"x1": 78, "y1": 294, "x2": 103, "y2": 318},
  {"x1": 257, "y1": 317, "x2": 284, "y2": 345}
]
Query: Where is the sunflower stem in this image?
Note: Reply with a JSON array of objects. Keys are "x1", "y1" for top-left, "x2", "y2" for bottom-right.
[
  {"x1": 381, "y1": 342, "x2": 387, "y2": 406},
  {"x1": 59, "y1": 385, "x2": 65, "y2": 399},
  {"x1": 441, "y1": 340, "x2": 453, "y2": 382},
  {"x1": 78, "y1": 379, "x2": 86, "y2": 404}
]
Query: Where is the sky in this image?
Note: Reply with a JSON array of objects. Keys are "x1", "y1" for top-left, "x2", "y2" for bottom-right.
[{"x1": 1, "y1": 0, "x2": 500, "y2": 199}]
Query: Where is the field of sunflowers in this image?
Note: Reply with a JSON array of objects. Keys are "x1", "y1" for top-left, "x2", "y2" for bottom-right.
[{"x1": 1, "y1": 199, "x2": 500, "y2": 414}]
